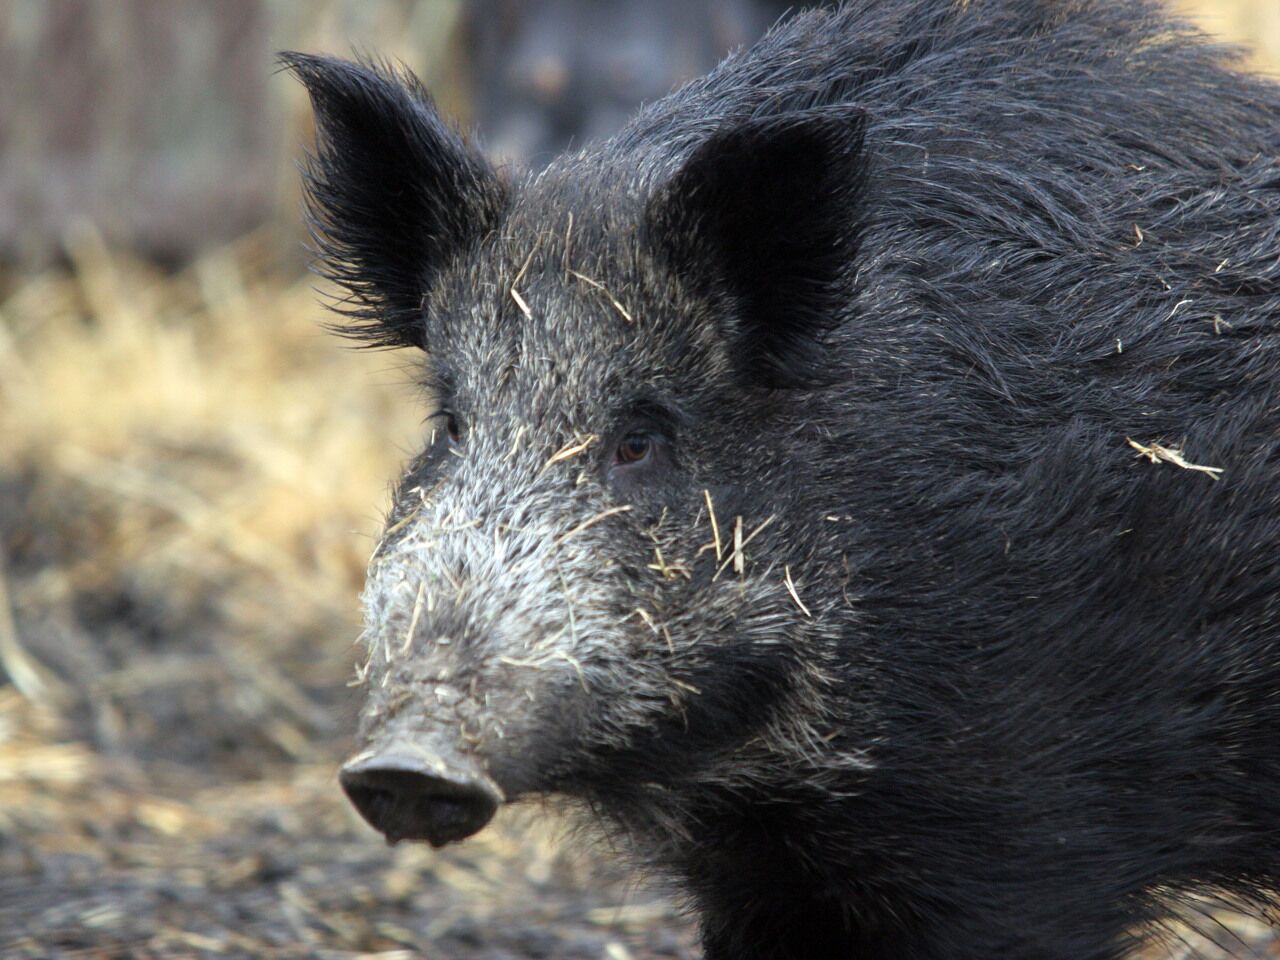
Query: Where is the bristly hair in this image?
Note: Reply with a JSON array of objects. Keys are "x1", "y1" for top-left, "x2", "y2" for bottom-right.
[{"x1": 278, "y1": 52, "x2": 507, "y2": 351}]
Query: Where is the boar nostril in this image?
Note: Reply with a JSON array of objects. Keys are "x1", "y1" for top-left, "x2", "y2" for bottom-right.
[{"x1": 339, "y1": 751, "x2": 502, "y2": 848}]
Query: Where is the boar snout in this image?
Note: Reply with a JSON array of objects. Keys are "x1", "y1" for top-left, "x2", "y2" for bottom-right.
[{"x1": 340, "y1": 742, "x2": 503, "y2": 847}]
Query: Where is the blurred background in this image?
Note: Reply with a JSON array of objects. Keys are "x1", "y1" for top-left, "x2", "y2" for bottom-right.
[{"x1": 0, "y1": 2, "x2": 1276, "y2": 957}]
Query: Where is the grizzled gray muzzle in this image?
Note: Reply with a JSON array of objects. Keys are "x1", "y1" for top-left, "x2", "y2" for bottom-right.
[{"x1": 339, "y1": 738, "x2": 505, "y2": 847}]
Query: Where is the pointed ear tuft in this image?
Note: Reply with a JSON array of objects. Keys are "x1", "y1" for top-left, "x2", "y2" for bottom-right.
[
  {"x1": 280, "y1": 53, "x2": 507, "y2": 350},
  {"x1": 646, "y1": 109, "x2": 867, "y2": 388}
]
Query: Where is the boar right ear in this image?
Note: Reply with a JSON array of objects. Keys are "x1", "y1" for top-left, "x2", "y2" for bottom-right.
[
  {"x1": 280, "y1": 53, "x2": 506, "y2": 350},
  {"x1": 645, "y1": 108, "x2": 866, "y2": 389}
]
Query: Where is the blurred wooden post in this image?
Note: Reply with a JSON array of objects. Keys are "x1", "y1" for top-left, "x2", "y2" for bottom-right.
[{"x1": 0, "y1": 0, "x2": 278, "y2": 267}]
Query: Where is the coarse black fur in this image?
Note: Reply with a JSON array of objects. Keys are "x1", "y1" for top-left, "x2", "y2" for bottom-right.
[{"x1": 286, "y1": 1, "x2": 1280, "y2": 957}]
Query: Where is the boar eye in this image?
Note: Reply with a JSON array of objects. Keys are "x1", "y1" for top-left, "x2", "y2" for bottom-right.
[
  {"x1": 429, "y1": 410, "x2": 462, "y2": 449},
  {"x1": 607, "y1": 406, "x2": 677, "y2": 486},
  {"x1": 615, "y1": 432, "x2": 653, "y2": 466}
]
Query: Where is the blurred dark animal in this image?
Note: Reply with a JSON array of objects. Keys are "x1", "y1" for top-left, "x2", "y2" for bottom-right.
[
  {"x1": 463, "y1": 0, "x2": 815, "y2": 165},
  {"x1": 284, "y1": 0, "x2": 1280, "y2": 956}
]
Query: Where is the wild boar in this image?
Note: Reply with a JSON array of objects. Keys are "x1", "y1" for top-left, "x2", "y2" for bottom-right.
[{"x1": 284, "y1": 1, "x2": 1280, "y2": 956}]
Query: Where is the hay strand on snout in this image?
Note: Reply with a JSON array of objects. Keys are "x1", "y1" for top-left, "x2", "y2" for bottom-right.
[
  {"x1": 713, "y1": 515, "x2": 776, "y2": 581},
  {"x1": 703, "y1": 489, "x2": 723, "y2": 561},
  {"x1": 1127, "y1": 437, "x2": 1223, "y2": 479},
  {"x1": 568, "y1": 270, "x2": 634, "y2": 324},
  {"x1": 647, "y1": 545, "x2": 690, "y2": 581},
  {"x1": 381, "y1": 506, "x2": 422, "y2": 540},
  {"x1": 539, "y1": 434, "x2": 599, "y2": 476},
  {"x1": 510, "y1": 287, "x2": 532, "y2": 319},
  {"x1": 784, "y1": 565, "x2": 812, "y2": 618},
  {"x1": 505, "y1": 423, "x2": 529, "y2": 462},
  {"x1": 510, "y1": 237, "x2": 542, "y2": 319},
  {"x1": 555, "y1": 505, "x2": 632, "y2": 547},
  {"x1": 562, "y1": 211, "x2": 574, "y2": 274},
  {"x1": 401, "y1": 580, "x2": 427, "y2": 655}
]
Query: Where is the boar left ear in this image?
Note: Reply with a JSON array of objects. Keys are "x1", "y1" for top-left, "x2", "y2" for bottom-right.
[
  {"x1": 281, "y1": 53, "x2": 507, "y2": 350},
  {"x1": 645, "y1": 108, "x2": 867, "y2": 389}
]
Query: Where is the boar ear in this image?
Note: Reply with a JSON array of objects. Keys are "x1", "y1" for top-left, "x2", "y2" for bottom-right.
[
  {"x1": 280, "y1": 53, "x2": 506, "y2": 350},
  {"x1": 645, "y1": 109, "x2": 866, "y2": 388}
]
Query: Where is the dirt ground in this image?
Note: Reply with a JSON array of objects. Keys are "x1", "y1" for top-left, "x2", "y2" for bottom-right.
[{"x1": 0, "y1": 694, "x2": 697, "y2": 960}]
